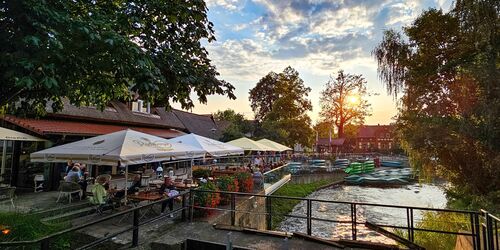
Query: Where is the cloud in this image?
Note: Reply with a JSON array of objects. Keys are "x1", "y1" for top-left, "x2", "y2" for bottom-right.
[
  {"x1": 202, "y1": 0, "x2": 445, "y2": 123},
  {"x1": 205, "y1": 0, "x2": 244, "y2": 11}
]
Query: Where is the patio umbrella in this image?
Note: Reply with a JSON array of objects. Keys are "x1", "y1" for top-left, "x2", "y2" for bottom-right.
[
  {"x1": 168, "y1": 133, "x2": 244, "y2": 157},
  {"x1": 257, "y1": 139, "x2": 292, "y2": 152},
  {"x1": 31, "y1": 129, "x2": 205, "y2": 200},
  {"x1": 31, "y1": 129, "x2": 205, "y2": 165},
  {"x1": 226, "y1": 137, "x2": 276, "y2": 152}
]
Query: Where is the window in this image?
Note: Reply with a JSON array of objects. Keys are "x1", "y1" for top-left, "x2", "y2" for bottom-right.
[
  {"x1": 131, "y1": 100, "x2": 150, "y2": 113},
  {"x1": 389, "y1": 142, "x2": 392, "y2": 149},
  {"x1": 378, "y1": 142, "x2": 381, "y2": 149}
]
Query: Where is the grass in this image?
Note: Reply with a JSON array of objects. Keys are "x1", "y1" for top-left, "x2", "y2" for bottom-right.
[
  {"x1": 270, "y1": 179, "x2": 334, "y2": 229},
  {"x1": 0, "y1": 212, "x2": 71, "y2": 249}
]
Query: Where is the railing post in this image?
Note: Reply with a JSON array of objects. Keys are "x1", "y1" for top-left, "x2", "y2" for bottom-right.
[
  {"x1": 132, "y1": 209, "x2": 139, "y2": 247},
  {"x1": 181, "y1": 192, "x2": 187, "y2": 221},
  {"x1": 231, "y1": 193, "x2": 236, "y2": 226},
  {"x1": 410, "y1": 208, "x2": 414, "y2": 242},
  {"x1": 351, "y1": 204, "x2": 357, "y2": 240},
  {"x1": 41, "y1": 238, "x2": 50, "y2": 250},
  {"x1": 266, "y1": 196, "x2": 272, "y2": 230},
  {"x1": 406, "y1": 208, "x2": 414, "y2": 242},
  {"x1": 189, "y1": 189, "x2": 194, "y2": 222},
  {"x1": 474, "y1": 213, "x2": 482, "y2": 250},
  {"x1": 306, "y1": 199, "x2": 312, "y2": 236},
  {"x1": 484, "y1": 211, "x2": 493, "y2": 250}
]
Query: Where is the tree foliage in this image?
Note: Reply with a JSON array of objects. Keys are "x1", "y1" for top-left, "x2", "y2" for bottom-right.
[
  {"x1": 373, "y1": 1, "x2": 499, "y2": 197},
  {"x1": 213, "y1": 109, "x2": 253, "y2": 142},
  {"x1": 0, "y1": 0, "x2": 235, "y2": 114},
  {"x1": 249, "y1": 66, "x2": 314, "y2": 146},
  {"x1": 319, "y1": 70, "x2": 371, "y2": 138}
]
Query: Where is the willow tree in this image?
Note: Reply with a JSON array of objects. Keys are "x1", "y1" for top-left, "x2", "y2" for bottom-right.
[
  {"x1": 373, "y1": 0, "x2": 499, "y2": 203},
  {"x1": 0, "y1": 0, "x2": 234, "y2": 114},
  {"x1": 319, "y1": 70, "x2": 371, "y2": 138}
]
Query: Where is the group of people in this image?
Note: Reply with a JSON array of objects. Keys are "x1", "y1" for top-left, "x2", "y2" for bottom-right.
[
  {"x1": 64, "y1": 160, "x2": 89, "y2": 199},
  {"x1": 90, "y1": 172, "x2": 178, "y2": 216}
]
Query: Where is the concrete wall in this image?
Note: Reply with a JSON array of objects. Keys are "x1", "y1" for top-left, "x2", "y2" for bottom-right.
[
  {"x1": 290, "y1": 172, "x2": 346, "y2": 185},
  {"x1": 214, "y1": 193, "x2": 267, "y2": 230}
]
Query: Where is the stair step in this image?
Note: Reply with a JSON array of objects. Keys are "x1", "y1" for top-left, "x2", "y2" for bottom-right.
[
  {"x1": 41, "y1": 206, "x2": 96, "y2": 223},
  {"x1": 33, "y1": 201, "x2": 92, "y2": 218}
]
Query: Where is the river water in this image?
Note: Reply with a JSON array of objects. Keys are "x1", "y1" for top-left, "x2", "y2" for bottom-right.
[{"x1": 278, "y1": 183, "x2": 448, "y2": 244}]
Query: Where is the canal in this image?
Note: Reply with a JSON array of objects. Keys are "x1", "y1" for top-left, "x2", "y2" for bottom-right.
[{"x1": 278, "y1": 182, "x2": 448, "y2": 244}]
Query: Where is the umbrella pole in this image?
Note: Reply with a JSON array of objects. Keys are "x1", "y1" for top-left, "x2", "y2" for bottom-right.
[
  {"x1": 0, "y1": 140, "x2": 7, "y2": 183},
  {"x1": 124, "y1": 164, "x2": 128, "y2": 205}
]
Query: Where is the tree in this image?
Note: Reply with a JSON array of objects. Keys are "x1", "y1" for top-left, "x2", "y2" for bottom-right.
[
  {"x1": 213, "y1": 109, "x2": 253, "y2": 142},
  {"x1": 319, "y1": 70, "x2": 371, "y2": 138},
  {"x1": 313, "y1": 121, "x2": 334, "y2": 139},
  {"x1": 249, "y1": 66, "x2": 314, "y2": 146},
  {"x1": 0, "y1": 0, "x2": 235, "y2": 114},
  {"x1": 373, "y1": 1, "x2": 499, "y2": 200}
]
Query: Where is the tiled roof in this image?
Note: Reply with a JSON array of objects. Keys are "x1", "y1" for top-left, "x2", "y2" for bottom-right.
[
  {"x1": 172, "y1": 110, "x2": 218, "y2": 138},
  {"x1": 316, "y1": 138, "x2": 345, "y2": 146},
  {"x1": 46, "y1": 99, "x2": 186, "y2": 130},
  {"x1": 2, "y1": 115, "x2": 185, "y2": 138},
  {"x1": 357, "y1": 125, "x2": 393, "y2": 138}
]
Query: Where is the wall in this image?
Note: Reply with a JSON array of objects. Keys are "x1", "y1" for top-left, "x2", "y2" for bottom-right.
[
  {"x1": 213, "y1": 192, "x2": 267, "y2": 230},
  {"x1": 290, "y1": 172, "x2": 346, "y2": 185}
]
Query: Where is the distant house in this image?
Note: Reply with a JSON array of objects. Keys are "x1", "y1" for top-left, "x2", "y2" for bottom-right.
[
  {"x1": 354, "y1": 125, "x2": 395, "y2": 153},
  {"x1": 314, "y1": 124, "x2": 397, "y2": 153}
]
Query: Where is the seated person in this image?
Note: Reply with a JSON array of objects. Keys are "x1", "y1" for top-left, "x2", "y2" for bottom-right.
[
  {"x1": 89, "y1": 176, "x2": 108, "y2": 205},
  {"x1": 158, "y1": 177, "x2": 178, "y2": 217},
  {"x1": 65, "y1": 166, "x2": 81, "y2": 182},
  {"x1": 113, "y1": 174, "x2": 142, "y2": 198}
]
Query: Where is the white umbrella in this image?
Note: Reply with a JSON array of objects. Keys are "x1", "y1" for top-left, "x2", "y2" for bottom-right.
[
  {"x1": 257, "y1": 138, "x2": 292, "y2": 152},
  {"x1": 226, "y1": 137, "x2": 276, "y2": 152},
  {"x1": 168, "y1": 133, "x2": 243, "y2": 157},
  {"x1": 31, "y1": 129, "x2": 205, "y2": 165},
  {"x1": 31, "y1": 129, "x2": 205, "y2": 201}
]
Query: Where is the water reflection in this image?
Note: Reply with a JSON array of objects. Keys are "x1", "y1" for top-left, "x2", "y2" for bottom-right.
[{"x1": 279, "y1": 183, "x2": 447, "y2": 243}]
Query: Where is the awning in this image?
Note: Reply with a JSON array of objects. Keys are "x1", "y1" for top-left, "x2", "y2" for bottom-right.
[
  {"x1": 168, "y1": 133, "x2": 244, "y2": 157},
  {"x1": 257, "y1": 138, "x2": 292, "y2": 152},
  {"x1": 2, "y1": 115, "x2": 184, "y2": 139},
  {"x1": 226, "y1": 137, "x2": 276, "y2": 151},
  {"x1": 0, "y1": 127, "x2": 46, "y2": 141}
]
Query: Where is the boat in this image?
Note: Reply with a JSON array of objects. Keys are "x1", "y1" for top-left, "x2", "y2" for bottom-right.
[
  {"x1": 287, "y1": 162, "x2": 302, "y2": 174},
  {"x1": 344, "y1": 167, "x2": 415, "y2": 185},
  {"x1": 380, "y1": 161, "x2": 404, "y2": 168},
  {"x1": 344, "y1": 161, "x2": 375, "y2": 175},
  {"x1": 333, "y1": 159, "x2": 349, "y2": 169},
  {"x1": 310, "y1": 159, "x2": 326, "y2": 166}
]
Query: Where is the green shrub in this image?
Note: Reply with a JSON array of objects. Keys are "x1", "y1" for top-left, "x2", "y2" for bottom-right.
[
  {"x1": 192, "y1": 168, "x2": 212, "y2": 179},
  {"x1": 0, "y1": 212, "x2": 71, "y2": 249},
  {"x1": 395, "y1": 211, "x2": 471, "y2": 250},
  {"x1": 216, "y1": 176, "x2": 239, "y2": 205},
  {"x1": 193, "y1": 181, "x2": 221, "y2": 217},
  {"x1": 235, "y1": 172, "x2": 253, "y2": 193}
]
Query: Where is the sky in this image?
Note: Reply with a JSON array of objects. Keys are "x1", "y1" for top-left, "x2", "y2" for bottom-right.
[{"x1": 174, "y1": 0, "x2": 453, "y2": 125}]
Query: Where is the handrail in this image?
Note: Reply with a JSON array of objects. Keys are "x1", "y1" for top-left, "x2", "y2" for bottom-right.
[
  {"x1": 0, "y1": 191, "x2": 188, "y2": 246},
  {"x1": 192, "y1": 189, "x2": 480, "y2": 214}
]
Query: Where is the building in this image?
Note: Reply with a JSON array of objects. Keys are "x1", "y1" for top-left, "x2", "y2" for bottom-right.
[
  {"x1": 0, "y1": 99, "x2": 225, "y2": 190},
  {"x1": 314, "y1": 125, "x2": 397, "y2": 154}
]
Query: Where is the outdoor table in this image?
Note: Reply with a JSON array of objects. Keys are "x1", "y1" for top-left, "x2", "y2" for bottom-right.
[
  {"x1": 127, "y1": 192, "x2": 164, "y2": 219},
  {"x1": 174, "y1": 183, "x2": 198, "y2": 190}
]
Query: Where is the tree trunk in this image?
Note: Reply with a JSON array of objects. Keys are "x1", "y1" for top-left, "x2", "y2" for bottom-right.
[{"x1": 338, "y1": 123, "x2": 344, "y2": 138}]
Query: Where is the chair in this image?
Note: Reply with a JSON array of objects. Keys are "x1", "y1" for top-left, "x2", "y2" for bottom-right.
[
  {"x1": 56, "y1": 181, "x2": 82, "y2": 204},
  {"x1": 0, "y1": 187, "x2": 16, "y2": 208}
]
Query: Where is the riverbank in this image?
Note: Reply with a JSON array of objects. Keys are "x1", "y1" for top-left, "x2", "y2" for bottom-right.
[{"x1": 270, "y1": 178, "x2": 343, "y2": 229}]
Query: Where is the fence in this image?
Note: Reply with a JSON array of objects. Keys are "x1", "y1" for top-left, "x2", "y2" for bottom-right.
[{"x1": 0, "y1": 189, "x2": 498, "y2": 249}]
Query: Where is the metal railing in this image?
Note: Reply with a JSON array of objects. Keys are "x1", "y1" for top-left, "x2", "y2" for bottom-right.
[
  {"x1": 0, "y1": 192, "x2": 190, "y2": 250},
  {"x1": 1, "y1": 189, "x2": 498, "y2": 250},
  {"x1": 190, "y1": 189, "x2": 497, "y2": 250}
]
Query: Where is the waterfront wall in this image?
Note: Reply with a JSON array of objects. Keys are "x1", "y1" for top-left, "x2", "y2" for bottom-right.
[
  {"x1": 213, "y1": 192, "x2": 267, "y2": 230},
  {"x1": 290, "y1": 171, "x2": 346, "y2": 185}
]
